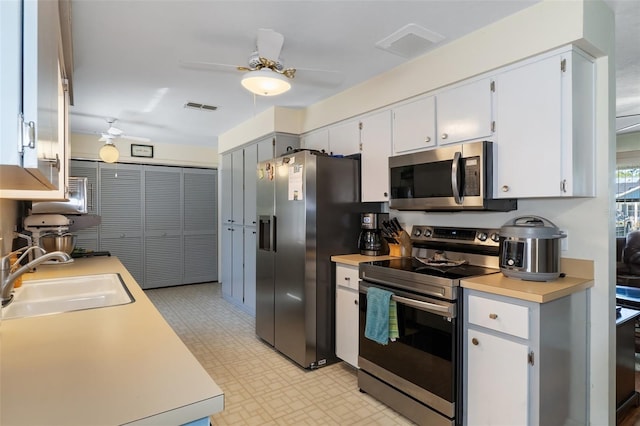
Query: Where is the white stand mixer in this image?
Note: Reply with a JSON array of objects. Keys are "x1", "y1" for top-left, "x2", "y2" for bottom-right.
[{"x1": 23, "y1": 214, "x2": 74, "y2": 259}]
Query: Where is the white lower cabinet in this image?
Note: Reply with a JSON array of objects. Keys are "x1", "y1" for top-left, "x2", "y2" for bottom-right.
[
  {"x1": 463, "y1": 288, "x2": 588, "y2": 426},
  {"x1": 466, "y1": 328, "x2": 529, "y2": 425},
  {"x1": 335, "y1": 263, "x2": 360, "y2": 368}
]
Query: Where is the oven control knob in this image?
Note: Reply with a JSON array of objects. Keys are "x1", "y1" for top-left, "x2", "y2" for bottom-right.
[
  {"x1": 507, "y1": 258, "x2": 515, "y2": 266},
  {"x1": 490, "y1": 233, "x2": 500, "y2": 242},
  {"x1": 423, "y1": 229, "x2": 432, "y2": 238},
  {"x1": 413, "y1": 229, "x2": 422, "y2": 237},
  {"x1": 477, "y1": 232, "x2": 488, "y2": 241}
]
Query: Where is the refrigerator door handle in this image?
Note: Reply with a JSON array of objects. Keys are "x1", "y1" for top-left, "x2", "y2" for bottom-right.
[{"x1": 272, "y1": 215, "x2": 276, "y2": 252}]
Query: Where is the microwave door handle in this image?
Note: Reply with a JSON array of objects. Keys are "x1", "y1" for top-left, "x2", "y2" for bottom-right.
[{"x1": 451, "y1": 151, "x2": 463, "y2": 204}]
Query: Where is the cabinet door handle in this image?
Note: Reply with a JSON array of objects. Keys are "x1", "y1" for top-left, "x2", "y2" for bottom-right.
[
  {"x1": 354, "y1": 300, "x2": 358, "y2": 305},
  {"x1": 42, "y1": 154, "x2": 60, "y2": 171},
  {"x1": 25, "y1": 120, "x2": 36, "y2": 149},
  {"x1": 441, "y1": 133, "x2": 448, "y2": 140},
  {"x1": 489, "y1": 313, "x2": 498, "y2": 320},
  {"x1": 425, "y1": 136, "x2": 431, "y2": 143},
  {"x1": 501, "y1": 185, "x2": 510, "y2": 192},
  {"x1": 344, "y1": 277, "x2": 350, "y2": 281},
  {"x1": 472, "y1": 338, "x2": 479, "y2": 346}
]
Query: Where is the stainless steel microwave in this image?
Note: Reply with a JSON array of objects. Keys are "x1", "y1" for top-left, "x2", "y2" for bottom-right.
[{"x1": 388, "y1": 141, "x2": 517, "y2": 211}]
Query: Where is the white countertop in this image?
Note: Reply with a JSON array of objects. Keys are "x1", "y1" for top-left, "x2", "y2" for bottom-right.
[
  {"x1": 0, "y1": 256, "x2": 224, "y2": 426},
  {"x1": 461, "y1": 273, "x2": 593, "y2": 303}
]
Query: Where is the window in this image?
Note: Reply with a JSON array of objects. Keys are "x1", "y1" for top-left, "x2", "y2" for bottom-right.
[{"x1": 616, "y1": 166, "x2": 640, "y2": 237}]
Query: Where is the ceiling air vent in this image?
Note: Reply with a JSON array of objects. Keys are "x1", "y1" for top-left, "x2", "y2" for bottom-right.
[
  {"x1": 375, "y1": 23, "x2": 445, "y2": 58},
  {"x1": 184, "y1": 102, "x2": 218, "y2": 112}
]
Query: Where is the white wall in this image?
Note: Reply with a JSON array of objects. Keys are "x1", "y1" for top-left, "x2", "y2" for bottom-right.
[
  {"x1": 218, "y1": 0, "x2": 616, "y2": 423},
  {"x1": 70, "y1": 133, "x2": 218, "y2": 168}
]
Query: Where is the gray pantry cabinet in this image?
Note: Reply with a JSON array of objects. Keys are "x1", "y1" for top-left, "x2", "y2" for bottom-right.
[
  {"x1": 219, "y1": 133, "x2": 299, "y2": 316},
  {"x1": 70, "y1": 160, "x2": 218, "y2": 289}
]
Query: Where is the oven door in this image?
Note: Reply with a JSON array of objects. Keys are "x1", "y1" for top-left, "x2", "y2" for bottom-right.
[{"x1": 358, "y1": 280, "x2": 460, "y2": 419}]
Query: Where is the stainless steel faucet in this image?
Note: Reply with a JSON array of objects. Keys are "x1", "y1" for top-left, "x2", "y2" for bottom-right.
[{"x1": 1, "y1": 248, "x2": 72, "y2": 306}]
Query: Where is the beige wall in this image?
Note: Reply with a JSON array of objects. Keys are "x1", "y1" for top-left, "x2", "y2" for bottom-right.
[
  {"x1": 217, "y1": 107, "x2": 303, "y2": 154},
  {"x1": 219, "y1": 0, "x2": 616, "y2": 422},
  {"x1": 70, "y1": 133, "x2": 219, "y2": 168},
  {"x1": 616, "y1": 132, "x2": 640, "y2": 167},
  {"x1": 617, "y1": 131, "x2": 640, "y2": 152},
  {"x1": 0, "y1": 199, "x2": 19, "y2": 255}
]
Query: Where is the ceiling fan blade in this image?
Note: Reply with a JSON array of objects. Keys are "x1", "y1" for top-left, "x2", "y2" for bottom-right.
[
  {"x1": 257, "y1": 29, "x2": 284, "y2": 61},
  {"x1": 179, "y1": 60, "x2": 240, "y2": 73},
  {"x1": 107, "y1": 126, "x2": 123, "y2": 136},
  {"x1": 121, "y1": 134, "x2": 151, "y2": 142}
]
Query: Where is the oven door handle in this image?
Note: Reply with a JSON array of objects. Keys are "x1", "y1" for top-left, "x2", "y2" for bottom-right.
[
  {"x1": 360, "y1": 283, "x2": 455, "y2": 318},
  {"x1": 391, "y1": 294, "x2": 454, "y2": 317}
]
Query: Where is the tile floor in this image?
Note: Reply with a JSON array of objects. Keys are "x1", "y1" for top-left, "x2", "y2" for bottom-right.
[{"x1": 145, "y1": 282, "x2": 415, "y2": 425}]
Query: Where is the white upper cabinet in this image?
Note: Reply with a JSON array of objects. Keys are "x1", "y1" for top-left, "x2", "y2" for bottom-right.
[
  {"x1": 360, "y1": 110, "x2": 392, "y2": 202},
  {"x1": 392, "y1": 96, "x2": 436, "y2": 155},
  {"x1": 436, "y1": 78, "x2": 494, "y2": 146},
  {"x1": 1, "y1": 0, "x2": 65, "y2": 192},
  {"x1": 300, "y1": 129, "x2": 329, "y2": 154},
  {"x1": 493, "y1": 47, "x2": 594, "y2": 198},
  {"x1": 328, "y1": 119, "x2": 360, "y2": 156}
]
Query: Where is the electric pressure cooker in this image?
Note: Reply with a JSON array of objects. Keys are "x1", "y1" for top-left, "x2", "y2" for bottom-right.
[{"x1": 499, "y1": 215, "x2": 566, "y2": 281}]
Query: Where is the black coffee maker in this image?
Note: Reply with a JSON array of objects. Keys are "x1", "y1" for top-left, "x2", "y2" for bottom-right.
[{"x1": 358, "y1": 213, "x2": 389, "y2": 256}]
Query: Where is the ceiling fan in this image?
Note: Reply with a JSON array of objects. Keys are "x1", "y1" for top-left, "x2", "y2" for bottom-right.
[
  {"x1": 97, "y1": 118, "x2": 150, "y2": 163},
  {"x1": 99, "y1": 118, "x2": 150, "y2": 143},
  {"x1": 181, "y1": 29, "x2": 343, "y2": 95}
]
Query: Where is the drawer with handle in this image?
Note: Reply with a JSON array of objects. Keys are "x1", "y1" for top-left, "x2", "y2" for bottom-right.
[
  {"x1": 336, "y1": 264, "x2": 359, "y2": 290},
  {"x1": 468, "y1": 294, "x2": 529, "y2": 339}
]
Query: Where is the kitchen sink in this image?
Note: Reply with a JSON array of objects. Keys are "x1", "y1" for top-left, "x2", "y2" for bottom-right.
[{"x1": 2, "y1": 273, "x2": 134, "y2": 320}]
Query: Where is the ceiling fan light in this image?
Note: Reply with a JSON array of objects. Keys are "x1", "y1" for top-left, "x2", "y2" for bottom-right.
[
  {"x1": 99, "y1": 142, "x2": 119, "y2": 163},
  {"x1": 241, "y1": 70, "x2": 291, "y2": 96}
]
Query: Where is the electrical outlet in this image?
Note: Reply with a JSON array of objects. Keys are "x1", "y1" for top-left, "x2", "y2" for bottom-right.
[{"x1": 561, "y1": 230, "x2": 568, "y2": 251}]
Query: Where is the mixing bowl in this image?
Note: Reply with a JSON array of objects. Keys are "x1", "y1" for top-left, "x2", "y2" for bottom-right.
[{"x1": 40, "y1": 233, "x2": 77, "y2": 255}]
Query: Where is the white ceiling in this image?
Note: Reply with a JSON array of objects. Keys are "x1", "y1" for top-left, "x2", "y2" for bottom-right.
[{"x1": 68, "y1": 0, "x2": 640, "y2": 151}]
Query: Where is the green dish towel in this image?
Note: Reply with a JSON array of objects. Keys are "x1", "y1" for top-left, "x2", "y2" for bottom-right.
[{"x1": 364, "y1": 287, "x2": 399, "y2": 345}]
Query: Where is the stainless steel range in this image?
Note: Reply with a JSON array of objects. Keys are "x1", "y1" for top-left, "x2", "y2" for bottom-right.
[{"x1": 358, "y1": 225, "x2": 501, "y2": 426}]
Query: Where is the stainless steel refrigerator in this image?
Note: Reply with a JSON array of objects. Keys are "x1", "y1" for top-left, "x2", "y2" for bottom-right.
[{"x1": 256, "y1": 150, "x2": 362, "y2": 369}]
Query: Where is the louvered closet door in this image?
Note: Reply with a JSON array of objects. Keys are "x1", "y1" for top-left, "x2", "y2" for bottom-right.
[
  {"x1": 144, "y1": 166, "x2": 182, "y2": 288},
  {"x1": 70, "y1": 160, "x2": 99, "y2": 251},
  {"x1": 184, "y1": 169, "x2": 218, "y2": 284},
  {"x1": 99, "y1": 164, "x2": 144, "y2": 285}
]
